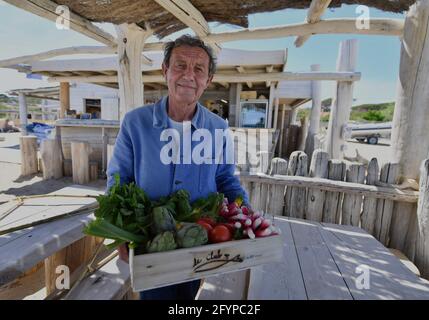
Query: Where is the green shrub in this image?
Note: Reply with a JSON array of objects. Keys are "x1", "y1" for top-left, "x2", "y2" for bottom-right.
[{"x1": 362, "y1": 110, "x2": 385, "y2": 122}]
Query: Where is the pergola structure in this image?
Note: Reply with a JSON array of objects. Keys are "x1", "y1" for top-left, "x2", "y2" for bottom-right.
[{"x1": 0, "y1": 0, "x2": 428, "y2": 270}]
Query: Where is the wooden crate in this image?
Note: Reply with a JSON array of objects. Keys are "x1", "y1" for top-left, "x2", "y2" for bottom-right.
[{"x1": 129, "y1": 234, "x2": 283, "y2": 292}]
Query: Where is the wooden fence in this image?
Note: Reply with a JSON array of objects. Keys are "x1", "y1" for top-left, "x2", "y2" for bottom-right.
[{"x1": 238, "y1": 149, "x2": 429, "y2": 279}]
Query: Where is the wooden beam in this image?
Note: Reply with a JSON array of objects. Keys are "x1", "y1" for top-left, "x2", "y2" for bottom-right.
[
  {"x1": 153, "y1": 0, "x2": 209, "y2": 36},
  {"x1": 295, "y1": 0, "x2": 332, "y2": 47},
  {"x1": 48, "y1": 71, "x2": 361, "y2": 83},
  {"x1": 237, "y1": 66, "x2": 253, "y2": 88},
  {"x1": 153, "y1": 0, "x2": 220, "y2": 52},
  {"x1": 266, "y1": 65, "x2": 274, "y2": 87},
  {"x1": 205, "y1": 19, "x2": 403, "y2": 43},
  {"x1": 3, "y1": 0, "x2": 116, "y2": 46},
  {"x1": 219, "y1": 82, "x2": 230, "y2": 89},
  {"x1": 0, "y1": 46, "x2": 116, "y2": 68}
]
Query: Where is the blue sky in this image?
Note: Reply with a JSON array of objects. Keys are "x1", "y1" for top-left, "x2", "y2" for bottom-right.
[{"x1": 0, "y1": 1, "x2": 405, "y2": 105}]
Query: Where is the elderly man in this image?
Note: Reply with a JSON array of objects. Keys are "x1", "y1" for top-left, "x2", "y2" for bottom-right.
[{"x1": 107, "y1": 35, "x2": 248, "y2": 300}]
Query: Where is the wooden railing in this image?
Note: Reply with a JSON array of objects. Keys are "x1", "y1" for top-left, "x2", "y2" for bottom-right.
[{"x1": 238, "y1": 150, "x2": 429, "y2": 279}]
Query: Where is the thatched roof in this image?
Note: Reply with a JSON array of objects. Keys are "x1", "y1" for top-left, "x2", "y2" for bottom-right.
[{"x1": 52, "y1": 0, "x2": 414, "y2": 38}]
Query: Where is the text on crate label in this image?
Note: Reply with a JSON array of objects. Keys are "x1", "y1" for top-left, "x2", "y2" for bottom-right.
[{"x1": 193, "y1": 249, "x2": 244, "y2": 273}]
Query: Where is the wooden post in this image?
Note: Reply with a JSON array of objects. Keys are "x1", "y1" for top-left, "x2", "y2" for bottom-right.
[
  {"x1": 63, "y1": 159, "x2": 73, "y2": 177},
  {"x1": 40, "y1": 139, "x2": 63, "y2": 180},
  {"x1": 273, "y1": 98, "x2": 279, "y2": 130},
  {"x1": 375, "y1": 163, "x2": 399, "y2": 246},
  {"x1": 267, "y1": 83, "x2": 275, "y2": 128},
  {"x1": 228, "y1": 84, "x2": 238, "y2": 126},
  {"x1": 60, "y1": 82, "x2": 70, "y2": 119},
  {"x1": 341, "y1": 162, "x2": 365, "y2": 226},
  {"x1": 235, "y1": 83, "x2": 242, "y2": 127},
  {"x1": 90, "y1": 161, "x2": 99, "y2": 181},
  {"x1": 389, "y1": 0, "x2": 429, "y2": 259},
  {"x1": 18, "y1": 93, "x2": 28, "y2": 135},
  {"x1": 325, "y1": 39, "x2": 358, "y2": 159},
  {"x1": 20, "y1": 136, "x2": 38, "y2": 176},
  {"x1": 322, "y1": 159, "x2": 346, "y2": 223},
  {"x1": 284, "y1": 151, "x2": 308, "y2": 218},
  {"x1": 267, "y1": 158, "x2": 288, "y2": 216},
  {"x1": 116, "y1": 23, "x2": 151, "y2": 121},
  {"x1": 416, "y1": 159, "x2": 429, "y2": 279},
  {"x1": 278, "y1": 104, "x2": 287, "y2": 157},
  {"x1": 297, "y1": 116, "x2": 309, "y2": 151},
  {"x1": 71, "y1": 141, "x2": 90, "y2": 185},
  {"x1": 361, "y1": 158, "x2": 379, "y2": 236},
  {"x1": 306, "y1": 150, "x2": 329, "y2": 222},
  {"x1": 305, "y1": 64, "x2": 322, "y2": 158}
]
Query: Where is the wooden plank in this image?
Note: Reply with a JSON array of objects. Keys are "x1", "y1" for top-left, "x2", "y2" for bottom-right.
[
  {"x1": 306, "y1": 150, "x2": 329, "y2": 222},
  {"x1": 247, "y1": 217, "x2": 307, "y2": 300},
  {"x1": 341, "y1": 162, "x2": 366, "y2": 226},
  {"x1": 361, "y1": 158, "x2": 379, "y2": 236},
  {"x1": 284, "y1": 151, "x2": 308, "y2": 219},
  {"x1": 267, "y1": 158, "x2": 288, "y2": 216},
  {"x1": 64, "y1": 256, "x2": 130, "y2": 300},
  {"x1": 289, "y1": 218, "x2": 353, "y2": 299},
  {"x1": 374, "y1": 163, "x2": 399, "y2": 246},
  {"x1": 319, "y1": 222, "x2": 429, "y2": 299},
  {"x1": 0, "y1": 185, "x2": 102, "y2": 286},
  {"x1": 71, "y1": 141, "x2": 90, "y2": 185},
  {"x1": 322, "y1": 160, "x2": 346, "y2": 223}
]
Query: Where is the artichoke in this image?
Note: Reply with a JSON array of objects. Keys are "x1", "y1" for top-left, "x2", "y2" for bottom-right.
[
  {"x1": 151, "y1": 206, "x2": 176, "y2": 235},
  {"x1": 146, "y1": 231, "x2": 177, "y2": 253},
  {"x1": 176, "y1": 223, "x2": 208, "y2": 248}
]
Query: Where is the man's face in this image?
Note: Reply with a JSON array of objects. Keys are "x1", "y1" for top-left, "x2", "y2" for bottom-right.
[{"x1": 162, "y1": 46, "x2": 213, "y2": 106}]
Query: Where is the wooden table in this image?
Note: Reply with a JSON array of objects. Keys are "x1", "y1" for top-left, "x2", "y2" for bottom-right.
[
  {"x1": 2, "y1": 192, "x2": 429, "y2": 300},
  {"x1": 197, "y1": 217, "x2": 429, "y2": 300}
]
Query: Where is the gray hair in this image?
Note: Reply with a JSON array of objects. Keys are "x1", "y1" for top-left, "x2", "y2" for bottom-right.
[{"x1": 163, "y1": 34, "x2": 217, "y2": 76}]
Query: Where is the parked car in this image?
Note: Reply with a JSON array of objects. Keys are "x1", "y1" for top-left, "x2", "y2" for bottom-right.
[{"x1": 348, "y1": 122, "x2": 392, "y2": 145}]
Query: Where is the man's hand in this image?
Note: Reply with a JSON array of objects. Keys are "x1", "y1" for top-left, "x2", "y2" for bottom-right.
[{"x1": 118, "y1": 243, "x2": 129, "y2": 263}]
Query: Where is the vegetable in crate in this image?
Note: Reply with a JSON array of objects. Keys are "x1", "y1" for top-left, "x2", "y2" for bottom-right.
[
  {"x1": 146, "y1": 231, "x2": 177, "y2": 253},
  {"x1": 176, "y1": 223, "x2": 208, "y2": 248},
  {"x1": 83, "y1": 174, "x2": 152, "y2": 249},
  {"x1": 150, "y1": 205, "x2": 176, "y2": 235}
]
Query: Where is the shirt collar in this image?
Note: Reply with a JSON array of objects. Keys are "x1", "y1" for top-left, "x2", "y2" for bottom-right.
[{"x1": 153, "y1": 96, "x2": 205, "y2": 129}]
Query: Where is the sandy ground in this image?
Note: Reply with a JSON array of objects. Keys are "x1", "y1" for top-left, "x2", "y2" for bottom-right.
[
  {"x1": 344, "y1": 138, "x2": 393, "y2": 166},
  {"x1": 0, "y1": 132, "x2": 105, "y2": 204}
]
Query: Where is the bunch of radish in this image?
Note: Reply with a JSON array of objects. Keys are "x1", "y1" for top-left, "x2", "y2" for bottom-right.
[{"x1": 218, "y1": 197, "x2": 280, "y2": 239}]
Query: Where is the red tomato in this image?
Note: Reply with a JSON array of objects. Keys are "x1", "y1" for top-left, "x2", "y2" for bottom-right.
[
  {"x1": 197, "y1": 221, "x2": 213, "y2": 233},
  {"x1": 209, "y1": 225, "x2": 232, "y2": 243},
  {"x1": 197, "y1": 217, "x2": 216, "y2": 227},
  {"x1": 218, "y1": 222, "x2": 235, "y2": 233}
]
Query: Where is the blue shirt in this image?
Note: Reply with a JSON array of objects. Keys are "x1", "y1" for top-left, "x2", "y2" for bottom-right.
[{"x1": 107, "y1": 96, "x2": 249, "y2": 205}]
